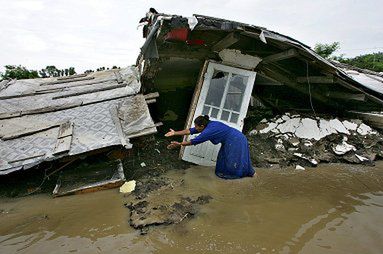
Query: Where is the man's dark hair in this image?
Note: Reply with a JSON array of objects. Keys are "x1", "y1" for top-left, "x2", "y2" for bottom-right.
[{"x1": 194, "y1": 115, "x2": 210, "y2": 126}]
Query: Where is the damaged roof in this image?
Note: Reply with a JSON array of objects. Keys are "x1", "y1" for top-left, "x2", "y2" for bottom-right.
[
  {"x1": 140, "y1": 13, "x2": 383, "y2": 112},
  {"x1": 0, "y1": 67, "x2": 157, "y2": 175}
]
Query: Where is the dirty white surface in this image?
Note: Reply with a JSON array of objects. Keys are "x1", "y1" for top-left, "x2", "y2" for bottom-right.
[
  {"x1": 0, "y1": 67, "x2": 156, "y2": 175},
  {"x1": 218, "y1": 49, "x2": 262, "y2": 69},
  {"x1": 254, "y1": 113, "x2": 374, "y2": 141}
]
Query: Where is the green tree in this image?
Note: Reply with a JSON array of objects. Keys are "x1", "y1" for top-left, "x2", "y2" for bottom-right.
[
  {"x1": 314, "y1": 42, "x2": 340, "y2": 59},
  {"x1": 1, "y1": 65, "x2": 39, "y2": 80},
  {"x1": 68, "y1": 67, "x2": 76, "y2": 75},
  {"x1": 44, "y1": 65, "x2": 60, "y2": 77}
]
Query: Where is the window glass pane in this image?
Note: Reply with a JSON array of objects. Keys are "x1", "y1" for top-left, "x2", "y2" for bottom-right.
[
  {"x1": 221, "y1": 110, "x2": 230, "y2": 121},
  {"x1": 202, "y1": 105, "x2": 210, "y2": 115},
  {"x1": 230, "y1": 113, "x2": 239, "y2": 123},
  {"x1": 211, "y1": 108, "x2": 219, "y2": 118},
  {"x1": 223, "y1": 74, "x2": 248, "y2": 112},
  {"x1": 205, "y1": 70, "x2": 228, "y2": 107}
]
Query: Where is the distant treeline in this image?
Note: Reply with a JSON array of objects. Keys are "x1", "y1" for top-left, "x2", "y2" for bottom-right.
[
  {"x1": 314, "y1": 42, "x2": 383, "y2": 72},
  {"x1": 0, "y1": 65, "x2": 120, "y2": 81},
  {"x1": 339, "y1": 53, "x2": 383, "y2": 72}
]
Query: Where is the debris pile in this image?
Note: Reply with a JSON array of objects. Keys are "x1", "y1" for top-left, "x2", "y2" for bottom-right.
[
  {"x1": 124, "y1": 175, "x2": 212, "y2": 234},
  {"x1": 247, "y1": 113, "x2": 383, "y2": 168}
]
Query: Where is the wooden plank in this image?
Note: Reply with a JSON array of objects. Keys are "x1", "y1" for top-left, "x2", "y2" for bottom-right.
[
  {"x1": 260, "y1": 67, "x2": 331, "y2": 106},
  {"x1": 212, "y1": 32, "x2": 240, "y2": 52},
  {"x1": 41, "y1": 76, "x2": 95, "y2": 86},
  {"x1": 0, "y1": 111, "x2": 22, "y2": 120},
  {"x1": 337, "y1": 78, "x2": 383, "y2": 105},
  {"x1": 21, "y1": 101, "x2": 83, "y2": 115},
  {"x1": 1, "y1": 93, "x2": 138, "y2": 120},
  {"x1": 110, "y1": 107, "x2": 131, "y2": 149},
  {"x1": 2, "y1": 121, "x2": 65, "y2": 140},
  {"x1": 53, "y1": 135, "x2": 72, "y2": 155},
  {"x1": 36, "y1": 78, "x2": 116, "y2": 92},
  {"x1": 326, "y1": 91, "x2": 365, "y2": 101},
  {"x1": 179, "y1": 60, "x2": 210, "y2": 158},
  {"x1": 57, "y1": 121, "x2": 73, "y2": 138},
  {"x1": 53, "y1": 160, "x2": 125, "y2": 197},
  {"x1": 261, "y1": 49, "x2": 298, "y2": 64},
  {"x1": 53, "y1": 122, "x2": 73, "y2": 155},
  {"x1": 297, "y1": 76, "x2": 335, "y2": 84},
  {"x1": 145, "y1": 99, "x2": 156, "y2": 104},
  {"x1": 8, "y1": 153, "x2": 45, "y2": 163},
  {"x1": 53, "y1": 179, "x2": 124, "y2": 197},
  {"x1": 57, "y1": 73, "x2": 88, "y2": 80},
  {"x1": 143, "y1": 92, "x2": 160, "y2": 100},
  {"x1": 52, "y1": 83, "x2": 126, "y2": 100}
]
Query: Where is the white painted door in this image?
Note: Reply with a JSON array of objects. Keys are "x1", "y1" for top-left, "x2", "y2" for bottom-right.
[{"x1": 182, "y1": 62, "x2": 256, "y2": 166}]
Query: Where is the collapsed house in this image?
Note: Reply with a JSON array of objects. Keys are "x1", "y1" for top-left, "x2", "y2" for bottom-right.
[
  {"x1": 0, "y1": 68, "x2": 160, "y2": 179},
  {"x1": 137, "y1": 12, "x2": 383, "y2": 166},
  {"x1": 1, "y1": 11, "x2": 383, "y2": 187}
]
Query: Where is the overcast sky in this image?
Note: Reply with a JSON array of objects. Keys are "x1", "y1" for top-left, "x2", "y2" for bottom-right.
[{"x1": 0, "y1": 0, "x2": 382, "y2": 73}]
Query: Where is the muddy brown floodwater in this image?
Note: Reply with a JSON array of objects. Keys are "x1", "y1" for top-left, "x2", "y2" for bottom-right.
[{"x1": 1, "y1": 162, "x2": 383, "y2": 254}]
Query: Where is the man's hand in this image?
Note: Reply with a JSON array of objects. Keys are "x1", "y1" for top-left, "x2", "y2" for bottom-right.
[
  {"x1": 165, "y1": 128, "x2": 175, "y2": 137},
  {"x1": 167, "y1": 141, "x2": 181, "y2": 149}
]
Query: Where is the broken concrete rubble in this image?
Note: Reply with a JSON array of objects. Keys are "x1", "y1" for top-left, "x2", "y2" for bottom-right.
[{"x1": 248, "y1": 113, "x2": 383, "y2": 168}]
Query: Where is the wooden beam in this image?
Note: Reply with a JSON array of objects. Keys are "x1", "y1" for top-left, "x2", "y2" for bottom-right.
[
  {"x1": 8, "y1": 153, "x2": 45, "y2": 163},
  {"x1": 260, "y1": 67, "x2": 331, "y2": 106},
  {"x1": 212, "y1": 33, "x2": 240, "y2": 52},
  {"x1": 180, "y1": 60, "x2": 210, "y2": 159},
  {"x1": 297, "y1": 76, "x2": 335, "y2": 84},
  {"x1": 53, "y1": 122, "x2": 73, "y2": 155},
  {"x1": 1, "y1": 121, "x2": 65, "y2": 140},
  {"x1": 145, "y1": 99, "x2": 156, "y2": 104},
  {"x1": 261, "y1": 49, "x2": 298, "y2": 64},
  {"x1": 41, "y1": 76, "x2": 95, "y2": 86},
  {"x1": 337, "y1": 78, "x2": 383, "y2": 105},
  {"x1": 110, "y1": 107, "x2": 131, "y2": 149},
  {"x1": 53, "y1": 160, "x2": 125, "y2": 197},
  {"x1": 326, "y1": 91, "x2": 365, "y2": 101},
  {"x1": 0, "y1": 93, "x2": 138, "y2": 120},
  {"x1": 52, "y1": 83, "x2": 126, "y2": 100},
  {"x1": 144, "y1": 92, "x2": 160, "y2": 100}
]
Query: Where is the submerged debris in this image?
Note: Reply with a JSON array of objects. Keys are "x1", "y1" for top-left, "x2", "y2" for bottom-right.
[
  {"x1": 248, "y1": 113, "x2": 383, "y2": 168},
  {"x1": 124, "y1": 175, "x2": 212, "y2": 233}
]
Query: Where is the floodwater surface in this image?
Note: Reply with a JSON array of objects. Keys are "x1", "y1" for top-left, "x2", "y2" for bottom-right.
[{"x1": 1, "y1": 162, "x2": 383, "y2": 254}]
